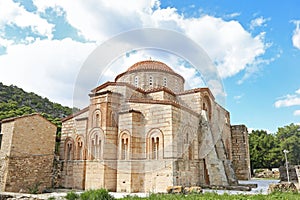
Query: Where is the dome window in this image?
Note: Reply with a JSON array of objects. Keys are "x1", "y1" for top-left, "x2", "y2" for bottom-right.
[
  {"x1": 163, "y1": 77, "x2": 167, "y2": 87},
  {"x1": 149, "y1": 76, "x2": 153, "y2": 86},
  {"x1": 134, "y1": 76, "x2": 139, "y2": 87}
]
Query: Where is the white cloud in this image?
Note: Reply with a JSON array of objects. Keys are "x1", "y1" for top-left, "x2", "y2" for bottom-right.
[
  {"x1": 275, "y1": 96, "x2": 300, "y2": 108},
  {"x1": 32, "y1": 0, "x2": 268, "y2": 80},
  {"x1": 274, "y1": 89, "x2": 300, "y2": 108},
  {"x1": 292, "y1": 20, "x2": 300, "y2": 50},
  {"x1": 294, "y1": 110, "x2": 300, "y2": 116},
  {"x1": 0, "y1": 0, "x2": 54, "y2": 39},
  {"x1": 0, "y1": 38, "x2": 96, "y2": 106},
  {"x1": 180, "y1": 15, "x2": 266, "y2": 79},
  {"x1": 224, "y1": 12, "x2": 241, "y2": 18},
  {"x1": 0, "y1": 0, "x2": 271, "y2": 107},
  {"x1": 248, "y1": 127, "x2": 273, "y2": 134},
  {"x1": 250, "y1": 16, "x2": 269, "y2": 30},
  {"x1": 234, "y1": 95, "x2": 243, "y2": 100}
]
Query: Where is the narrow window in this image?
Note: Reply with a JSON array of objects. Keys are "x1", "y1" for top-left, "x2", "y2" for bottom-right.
[
  {"x1": 0, "y1": 134, "x2": 2, "y2": 149},
  {"x1": 163, "y1": 77, "x2": 167, "y2": 87},
  {"x1": 151, "y1": 137, "x2": 159, "y2": 160},
  {"x1": 174, "y1": 79, "x2": 178, "y2": 91},
  {"x1": 67, "y1": 143, "x2": 72, "y2": 160},
  {"x1": 95, "y1": 113, "x2": 100, "y2": 127},
  {"x1": 149, "y1": 76, "x2": 153, "y2": 86},
  {"x1": 152, "y1": 137, "x2": 156, "y2": 159},
  {"x1": 121, "y1": 137, "x2": 129, "y2": 160},
  {"x1": 92, "y1": 139, "x2": 96, "y2": 160},
  {"x1": 156, "y1": 137, "x2": 159, "y2": 159},
  {"x1": 77, "y1": 140, "x2": 83, "y2": 160},
  {"x1": 121, "y1": 138, "x2": 126, "y2": 160},
  {"x1": 134, "y1": 76, "x2": 139, "y2": 87}
]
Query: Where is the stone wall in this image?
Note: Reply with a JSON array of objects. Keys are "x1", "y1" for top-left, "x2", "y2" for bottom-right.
[
  {"x1": 279, "y1": 165, "x2": 300, "y2": 183},
  {"x1": 4, "y1": 155, "x2": 54, "y2": 193},
  {"x1": 231, "y1": 125, "x2": 251, "y2": 180},
  {"x1": 0, "y1": 114, "x2": 56, "y2": 192}
]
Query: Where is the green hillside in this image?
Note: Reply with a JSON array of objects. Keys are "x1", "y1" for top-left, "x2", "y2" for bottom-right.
[{"x1": 0, "y1": 82, "x2": 74, "y2": 127}]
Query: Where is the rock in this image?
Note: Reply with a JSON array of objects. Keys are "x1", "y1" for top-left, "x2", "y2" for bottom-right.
[
  {"x1": 268, "y1": 182, "x2": 298, "y2": 193},
  {"x1": 254, "y1": 169, "x2": 273, "y2": 178},
  {"x1": 184, "y1": 186, "x2": 202, "y2": 194},
  {"x1": 166, "y1": 186, "x2": 183, "y2": 194}
]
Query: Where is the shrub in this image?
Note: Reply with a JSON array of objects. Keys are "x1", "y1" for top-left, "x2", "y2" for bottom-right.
[
  {"x1": 27, "y1": 182, "x2": 41, "y2": 194},
  {"x1": 80, "y1": 189, "x2": 115, "y2": 200},
  {"x1": 65, "y1": 191, "x2": 80, "y2": 200}
]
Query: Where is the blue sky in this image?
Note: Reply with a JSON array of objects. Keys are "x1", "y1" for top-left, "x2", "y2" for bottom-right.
[{"x1": 0, "y1": 0, "x2": 299, "y2": 133}]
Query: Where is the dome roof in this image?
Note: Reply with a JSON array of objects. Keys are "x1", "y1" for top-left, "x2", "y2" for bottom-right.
[
  {"x1": 115, "y1": 60, "x2": 184, "y2": 82},
  {"x1": 126, "y1": 60, "x2": 175, "y2": 73}
]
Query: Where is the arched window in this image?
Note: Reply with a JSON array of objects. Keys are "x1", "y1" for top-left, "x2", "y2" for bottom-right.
[
  {"x1": 202, "y1": 96, "x2": 212, "y2": 120},
  {"x1": 149, "y1": 76, "x2": 153, "y2": 86},
  {"x1": 183, "y1": 127, "x2": 193, "y2": 160},
  {"x1": 76, "y1": 137, "x2": 84, "y2": 160},
  {"x1": 92, "y1": 110, "x2": 101, "y2": 127},
  {"x1": 90, "y1": 131, "x2": 103, "y2": 160},
  {"x1": 174, "y1": 79, "x2": 179, "y2": 92},
  {"x1": 120, "y1": 132, "x2": 130, "y2": 160},
  {"x1": 147, "y1": 129, "x2": 164, "y2": 160},
  {"x1": 134, "y1": 76, "x2": 139, "y2": 87},
  {"x1": 163, "y1": 77, "x2": 167, "y2": 87},
  {"x1": 65, "y1": 137, "x2": 74, "y2": 161}
]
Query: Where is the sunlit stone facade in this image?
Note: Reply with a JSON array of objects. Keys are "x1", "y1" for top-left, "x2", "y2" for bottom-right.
[{"x1": 59, "y1": 60, "x2": 250, "y2": 192}]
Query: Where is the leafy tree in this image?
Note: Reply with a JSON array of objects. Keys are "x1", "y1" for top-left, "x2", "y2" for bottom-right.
[
  {"x1": 249, "y1": 124, "x2": 300, "y2": 170},
  {"x1": 276, "y1": 123, "x2": 300, "y2": 165},
  {"x1": 249, "y1": 130, "x2": 281, "y2": 170}
]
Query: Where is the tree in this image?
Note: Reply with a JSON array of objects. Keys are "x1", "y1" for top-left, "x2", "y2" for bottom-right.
[
  {"x1": 249, "y1": 130, "x2": 281, "y2": 170},
  {"x1": 276, "y1": 123, "x2": 300, "y2": 165}
]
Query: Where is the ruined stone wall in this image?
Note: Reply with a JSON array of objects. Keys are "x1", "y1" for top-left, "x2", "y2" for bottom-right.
[
  {"x1": 279, "y1": 165, "x2": 300, "y2": 183},
  {"x1": 231, "y1": 125, "x2": 251, "y2": 180},
  {"x1": 174, "y1": 160, "x2": 205, "y2": 187},
  {"x1": 0, "y1": 114, "x2": 56, "y2": 192},
  {"x1": 4, "y1": 155, "x2": 54, "y2": 193}
]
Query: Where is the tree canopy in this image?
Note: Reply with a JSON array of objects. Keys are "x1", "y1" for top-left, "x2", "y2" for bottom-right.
[
  {"x1": 249, "y1": 123, "x2": 300, "y2": 170},
  {"x1": 0, "y1": 82, "x2": 76, "y2": 130}
]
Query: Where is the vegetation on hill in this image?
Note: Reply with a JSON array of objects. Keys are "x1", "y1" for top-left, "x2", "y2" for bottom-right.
[
  {"x1": 0, "y1": 82, "x2": 74, "y2": 121},
  {"x1": 249, "y1": 123, "x2": 300, "y2": 170},
  {"x1": 0, "y1": 82, "x2": 77, "y2": 146}
]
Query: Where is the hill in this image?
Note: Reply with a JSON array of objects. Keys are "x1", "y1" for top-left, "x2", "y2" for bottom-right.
[{"x1": 0, "y1": 82, "x2": 74, "y2": 127}]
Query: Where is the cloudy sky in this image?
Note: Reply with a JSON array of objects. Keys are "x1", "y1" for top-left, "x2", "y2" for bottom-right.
[{"x1": 0, "y1": 0, "x2": 299, "y2": 133}]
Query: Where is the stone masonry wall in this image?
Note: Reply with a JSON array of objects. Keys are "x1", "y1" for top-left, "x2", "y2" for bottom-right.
[
  {"x1": 4, "y1": 155, "x2": 54, "y2": 193},
  {"x1": 0, "y1": 114, "x2": 56, "y2": 192},
  {"x1": 231, "y1": 125, "x2": 251, "y2": 180}
]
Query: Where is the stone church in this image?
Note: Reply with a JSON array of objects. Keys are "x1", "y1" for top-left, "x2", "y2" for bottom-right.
[{"x1": 59, "y1": 60, "x2": 251, "y2": 193}]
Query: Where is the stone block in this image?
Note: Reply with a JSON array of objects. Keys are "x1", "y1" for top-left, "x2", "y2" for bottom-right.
[{"x1": 166, "y1": 185, "x2": 183, "y2": 193}]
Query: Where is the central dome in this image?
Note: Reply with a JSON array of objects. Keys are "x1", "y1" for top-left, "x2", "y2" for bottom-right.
[
  {"x1": 115, "y1": 60, "x2": 185, "y2": 93},
  {"x1": 126, "y1": 60, "x2": 175, "y2": 73}
]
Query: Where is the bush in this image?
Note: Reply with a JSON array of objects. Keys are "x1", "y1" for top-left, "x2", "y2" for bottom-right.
[
  {"x1": 65, "y1": 191, "x2": 80, "y2": 200},
  {"x1": 80, "y1": 189, "x2": 115, "y2": 200},
  {"x1": 27, "y1": 182, "x2": 41, "y2": 194}
]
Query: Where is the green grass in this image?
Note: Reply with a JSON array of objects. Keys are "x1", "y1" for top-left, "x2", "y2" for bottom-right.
[
  {"x1": 121, "y1": 192, "x2": 300, "y2": 200},
  {"x1": 65, "y1": 189, "x2": 299, "y2": 200}
]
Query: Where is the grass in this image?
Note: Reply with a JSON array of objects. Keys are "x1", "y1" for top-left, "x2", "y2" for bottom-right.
[
  {"x1": 64, "y1": 189, "x2": 300, "y2": 200},
  {"x1": 122, "y1": 192, "x2": 300, "y2": 200}
]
